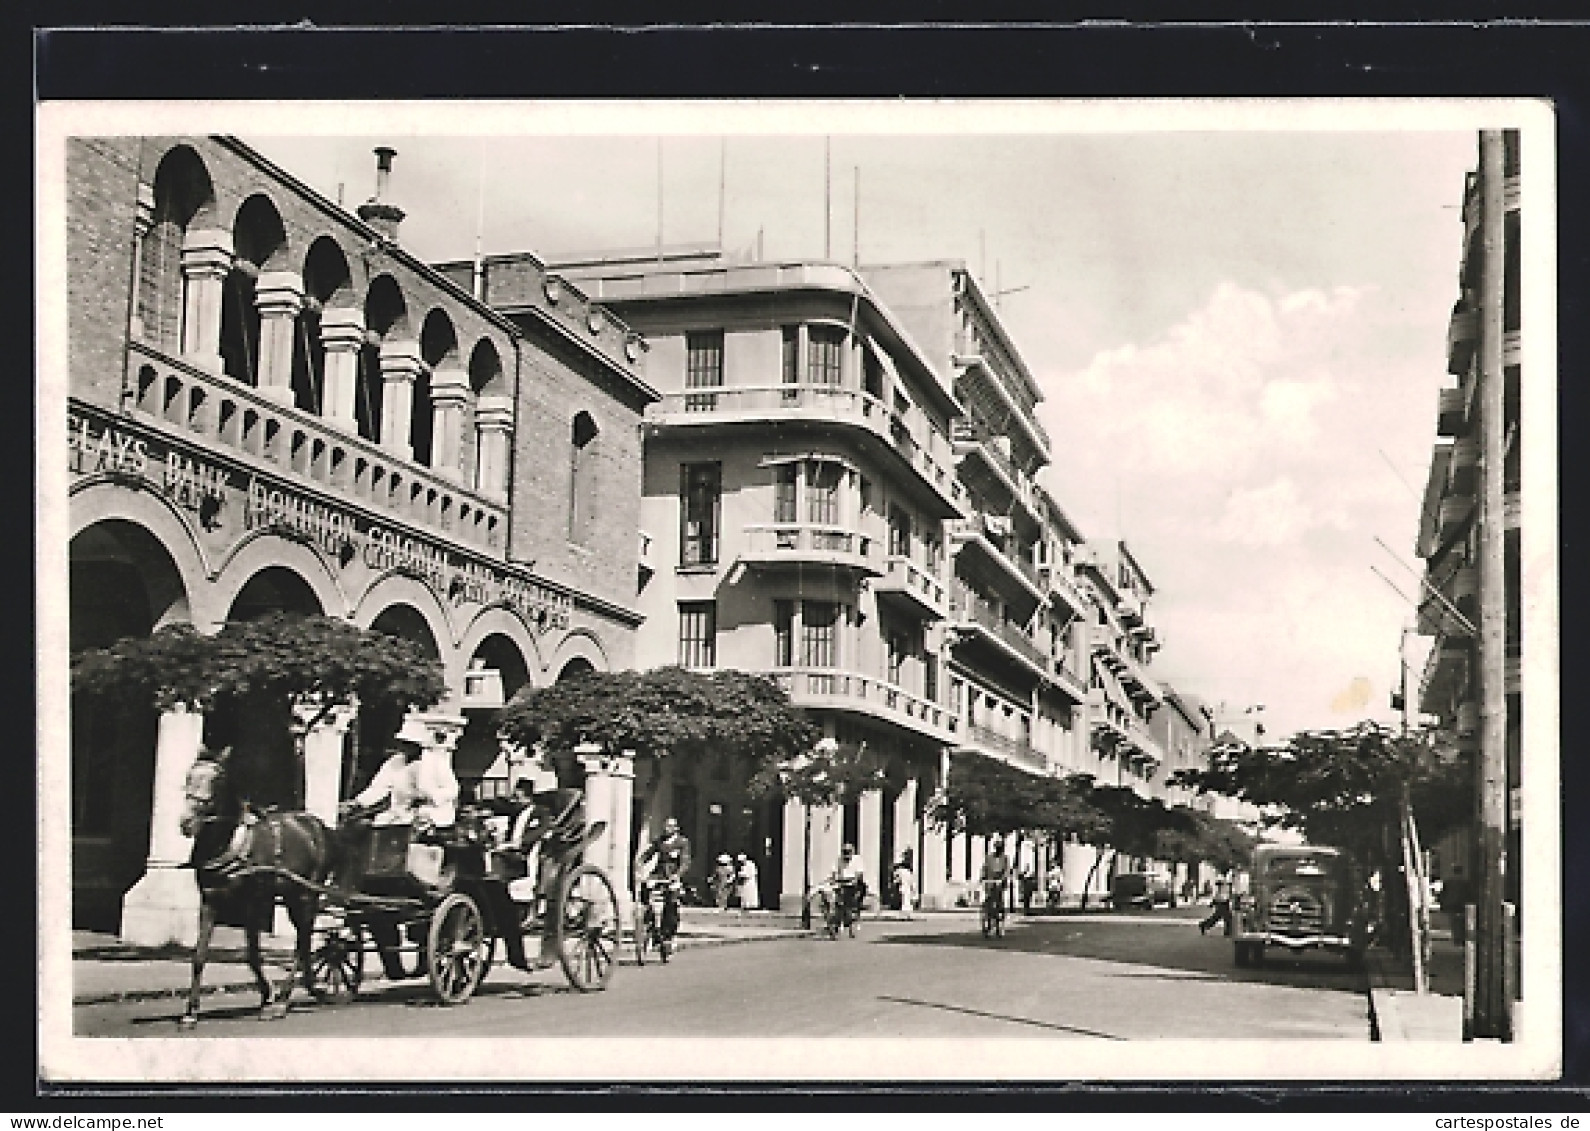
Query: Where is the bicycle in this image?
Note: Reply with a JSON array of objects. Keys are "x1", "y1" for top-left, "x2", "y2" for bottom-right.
[
  {"x1": 634, "y1": 876, "x2": 681, "y2": 964},
  {"x1": 980, "y1": 880, "x2": 1007, "y2": 939},
  {"x1": 820, "y1": 877, "x2": 864, "y2": 939}
]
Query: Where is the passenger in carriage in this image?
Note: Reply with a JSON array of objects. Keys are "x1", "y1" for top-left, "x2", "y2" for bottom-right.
[{"x1": 349, "y1": 734, "x2": 459, "y2": 836}]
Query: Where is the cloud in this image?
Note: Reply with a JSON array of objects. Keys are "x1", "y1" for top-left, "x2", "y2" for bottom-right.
[{"x1": 1214, "y1": 478, "x2": 1310, "y2": 547}]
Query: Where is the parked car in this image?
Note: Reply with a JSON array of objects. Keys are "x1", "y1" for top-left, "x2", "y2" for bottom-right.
[
  {"x1": 1233, "y1": 844, "x2": 1367, "y2": 968},
  {"x1": 1108, "y1": 870, "x2": 1174, "y2": 910}
]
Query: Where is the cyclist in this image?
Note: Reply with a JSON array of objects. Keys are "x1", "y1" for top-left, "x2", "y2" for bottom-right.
[
  {"x1": 634, "y1": 816, "x2": 692, "y2": 942},
  {"x1": 980, "y1": 836, "x2": 1013, "y2": 925},
  {"x1": 817, "y1": 843, "x2": 866, "y2": 932}
]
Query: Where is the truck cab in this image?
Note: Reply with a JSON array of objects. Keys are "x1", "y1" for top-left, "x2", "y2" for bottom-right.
[{"x1": 1233, "y1": 844, "x2": 1366, "y2": 969}]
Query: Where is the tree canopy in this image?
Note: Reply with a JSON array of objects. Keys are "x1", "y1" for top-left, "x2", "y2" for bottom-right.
[
  {"x1": 926, "y1": 751, "x2": 1109, "y2": 841},
  {"x1": 1168, "y1": 720, "x2": 1472, "y2": 868},
  {"x1": 70, "y1": 612, "x2": 447, "y2": 723},
  {"x1": 499, "y1": 666, "x2": 820, "y2": 775}
]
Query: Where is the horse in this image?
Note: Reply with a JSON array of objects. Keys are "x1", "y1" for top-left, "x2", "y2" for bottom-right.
[{"x1": 177, "y1": 748, "x2": 336, "y2": 1027}]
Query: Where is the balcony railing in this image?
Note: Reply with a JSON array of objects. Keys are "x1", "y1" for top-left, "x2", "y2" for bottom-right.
[
  {"x1": 948, "y1": 513, "x2": 1044, "y2": 602},
  {"x1": 1041, "y1": 561, "x2": 1089, "y2": 618},
  {"x1": 950, "y1": 587, "x2": 1048, "y2": 674},
  {"x1": 1437, "y1": 386, "x2": 1466, "y2": 437},
  {"x1": 1125, "y1": 719, "x2": 1165, "y2": 768},
  {"x1": 126, "y1": 341, "x2": 506, "y2": 553},
  {"x1": 772, "y1": 666, "x2": 956, "y2": 742},
  {"x1": 875, "y1": 553, "x2": 949, "y2": 619},
  {"x1": 740, "y1": 523, "x2": 880, "y2": 575},
  {"x1": 1049, "y1": 656, "x2": 1088, "y2": 703},
  {"x1": 1447, "y1": 304, "x2": 1478, "y2": 376},
  {"x1": 649, "y1": 384, "x2": 962, "y2": 512},
  {"x1": 961, "y1": 721, "x2": 1046, "y2": 772},
  {"x1": 951, "y1": 419, "x2": 1040, "y2": 522}
]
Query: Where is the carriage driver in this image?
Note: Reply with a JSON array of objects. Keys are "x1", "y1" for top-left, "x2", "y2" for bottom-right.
[{"x1": 347, "y1": 733, "x2": 459, "y2": 835}]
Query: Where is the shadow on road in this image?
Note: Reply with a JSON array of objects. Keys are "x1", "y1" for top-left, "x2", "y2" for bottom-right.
[{"x1": 873, "y1": 910, "x2": 1366, "y2": 994}]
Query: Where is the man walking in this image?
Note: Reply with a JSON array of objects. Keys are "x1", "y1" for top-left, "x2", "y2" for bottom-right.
[{"x1": 1200, "y1": 870, "x2": 1235, "y2": 936}]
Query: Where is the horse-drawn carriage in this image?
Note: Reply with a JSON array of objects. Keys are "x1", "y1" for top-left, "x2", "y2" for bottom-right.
[
  {"x1": 306, "y1": 803, "x2": 621, "y2": 1006},
  {"x1": 178, "y1": 752, "x2": 622, "y2": 1025}
]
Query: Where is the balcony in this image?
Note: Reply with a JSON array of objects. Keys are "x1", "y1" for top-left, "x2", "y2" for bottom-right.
[
  {"x1": 1116, "y1": 591, "x2": 1144, "y2": 628},
  {"x1": 1447, "y1": 304, "x2": 1478, "y2": 376},
  {"x1": 957, "y1": 721, "x2": 1047, "y2": 773},
  {"x1": 951, "y1": 419, "x2": 1041, "y2": 527},
  {"x1": 948, "y1": 513, "x2": 1045, "y2": 607},
  {"x1": 126, "y1": 341, "x2": 506, "y2": 554},
  {"x1": 950, "y1": 344, "x2": 1051, "y2": 460},
  {"x1": 1449, "y1": 435, "x2": 1478, "y2": 495},
  {"x1": 647, "y1": 384, "x2": 963, "y2": 515},
  {"x1": 874, "y1": 553, "x2": 949, "y2": 620},
  {"x1": 1437, "y1": 386, "x2": 1466, "y2": 438},
  {"x1": 1087, "y1": 689, "x2": 1130, "y2": 749},
  {"x1": 1116, "y1": 650, "x2": 1163, "y2": 706},
  {"x1": 738, "y1": 523, "x2": 881, "y2": 578},
  {"x1": 772, "y1": 666, "x2": 956, "y2": 744},
  {"x1": 1438, "y1": 494, "x2": 1472, "y2": 542},
  {"x1": 1040, "y1": 560, "x2": 1089, "y2": 620},
  {"x1": 950, "y1": 588, "x2": 1049, "y2": 679},
  {"x1": 1124, "y1": 719, "x2": 1164, "y2": 770},
  {"x1": 1049, "y1": 656, "x2": 1089, "y2": 704}
]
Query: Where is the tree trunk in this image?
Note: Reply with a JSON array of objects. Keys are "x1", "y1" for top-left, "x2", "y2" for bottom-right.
[{"x1": 1081, "y1": 847, "x2": 1113, "y2": 911}]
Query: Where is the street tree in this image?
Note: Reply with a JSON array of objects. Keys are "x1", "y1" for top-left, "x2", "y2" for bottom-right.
[
  {"x1": 745, "y1": 734, "x2": 884, "y2": 927},
  {"x1": 1169, "y1": 719, "x2": 1473, "y2": 950},
  {"x1": 71, "y1": 612, "x2": 447, "y2": 807}
]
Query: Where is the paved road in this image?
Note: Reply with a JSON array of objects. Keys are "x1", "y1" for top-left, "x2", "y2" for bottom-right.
[{"x1": 75, "y1": 907, "x2": 1370, "y2": 1040}]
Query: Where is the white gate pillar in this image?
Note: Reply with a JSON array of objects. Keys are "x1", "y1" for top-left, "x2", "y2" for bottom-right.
[{"x1": 121, "y1": 705, "x2": 205, "y2": 946}]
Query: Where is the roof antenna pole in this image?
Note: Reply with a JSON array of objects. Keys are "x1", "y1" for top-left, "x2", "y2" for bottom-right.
[
  {"x1": 824, "y1": 136, "x2": 832, "y2": 260},
  {"x1": 853, "y1": 165, "x2": 860, "y2": 268},
  {"x1": 718, "y1": 136, "x2": 727, "y2": 252},
  {"x1": 472, "y1": 140, "x2": 486, "y2": 301},
  {"x1": 656, "y1": 137, "x2": 664, "y2": 262}
]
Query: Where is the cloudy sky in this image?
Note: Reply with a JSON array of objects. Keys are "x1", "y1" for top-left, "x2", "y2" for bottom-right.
[{"x1": 244, "y1": 103, "x2": 1483, "y2": 740}]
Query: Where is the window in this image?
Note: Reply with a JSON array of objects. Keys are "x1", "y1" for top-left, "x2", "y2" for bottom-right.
[
  {"x1": 888, "y1": 506, "x2": 912, "y2": 558},
  {"x1": 782, "y1": 326, "x2": 799, "y2": 383},
  {"x1": 801, "y1": 600, "x2": 839, "y2": 668},
  {"x1": 863, "y1": 345, "x2": 884, "y2": 399},
  {"x1": 805, "y1": 461, "x2": 841, "y2": 526},
  {"x1": 680, "y1": 462, "x2": 721, "y2": 566},
  {"x1": 568, "y1": 411, "x2": 599, "y2": 542},
  {"x1": 774, "y1": 463, "x2": 798, "y2": 524},
  {"x1": 808, "y1": 325, "x2": 845, "y2": 385},
  {"x1": 678, "y1": 602, "x2": 717, "y2": 668},
  {"x1": 773, "y1": 600, "x2": 794, "y2": 666},
  {"x1": 924, "y1": 651, "x2": 939, "y2": 703},
  {"x1": 887, "y1": 630, "x2": 908, "y2": 686},
  {"x1": 685, "y1": 331, "x2": 725, "y2": 411}
]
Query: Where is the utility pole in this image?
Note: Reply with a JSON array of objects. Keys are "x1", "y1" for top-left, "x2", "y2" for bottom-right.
[{"x1": 1472, "y1": 128, "x2": 1511, "y2": 1040}]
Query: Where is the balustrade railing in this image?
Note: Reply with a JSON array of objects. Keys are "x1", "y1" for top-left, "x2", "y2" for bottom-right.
[
  {"x1": 771, "y1": 666, "x2": 956, "y2": 739},
  {"x1": 126, "y1": 342, "x2": 506, "y2": 552},
  {"x1": 963, "y1": 721, "x2": 1046, "y2": 770},
  {"x1": 950, "y1": 587, "x2": 1047, "y2": 671},
  {"x1": 879, "y1": 553, "x2": 947, "y2": 613},
  {"x1": 742, "y1": 522, "x2": 876, "y2": 566},
  {"x1": 652, "y1": 383, "x2": 962, "y2": 508}
]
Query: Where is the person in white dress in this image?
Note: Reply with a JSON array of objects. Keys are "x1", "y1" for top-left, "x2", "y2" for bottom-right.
[{"x1": 735, "y1": 853, "x2": 760, "y2": 916}]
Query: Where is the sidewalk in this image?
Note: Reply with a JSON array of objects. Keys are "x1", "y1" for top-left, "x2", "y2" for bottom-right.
[
  {"x1": 1364, "y1": 923, "x2": 1466, "y2": 1041},
  {"x1": 71, "y1": 907, "x2": 813, "y2": 1006}
]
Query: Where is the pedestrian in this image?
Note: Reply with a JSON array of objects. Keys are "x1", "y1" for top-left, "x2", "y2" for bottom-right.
[
  {"x1": 891, "y1": 849, "x2": 917, "y2": 919},
  {"x1": 712, "y1": 853, "x2": 736, "y2": 911},
  {"x1": 1200, "y1": 870, "x2": 1235, "y2": 936},
  {"x1": 1046, "y1": 861, "x2": 1066, "y2": 910},
  {"x1": 1019, "y1": 859, "x2": 1038, "y2": 915},
  {"x1": 735, "y1": 853, "x2": 760, "y2": 916}
]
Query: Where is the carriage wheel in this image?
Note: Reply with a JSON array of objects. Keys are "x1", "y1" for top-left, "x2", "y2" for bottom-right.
[
  {"x1": 308, "y1": 918, "x2": 365, "y2": 1004},
  {"x1": 554, "y1": 863, "x2": 619, "y2": 992},
  {"x1": 426, "y1": 893, "x2": 489, "y2": 1005}
]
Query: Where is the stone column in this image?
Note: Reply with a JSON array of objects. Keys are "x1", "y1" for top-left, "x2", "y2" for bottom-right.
[
  {"x1": 780, "y1": 797, "x2": 808, "y2": 915},
  {"x1": 319, "y1": 308, "x2": 366, "y2": 433},
  {"x1": 920, "y1": 816, "x2": 948, "y2": 910},
  {"x1": 378, "y1": 340, "x2": 424, "y2": 460},
  {"x1": 179, "y1": 229, "x2": 234, "y2": 372},
  {"x1": 296, "y1": 701, "x2": 356, "y2": 825},
  {"x1": 857, "y1": 788, "x2": 883, "y2": 910},
  {"x1": 474, "y1": 394, "x2": 515, "y2": 501},
  {"x1": 129, "y1": 183, "x2": 155, "y2": 341},
  {"x1": 576, "y1": 746, "x2": 636, "y2": 919},
  {"x1": 428, "y1": 367, "x2": 471, "y2": 483},
  {"x1": 254, "y1": 271, "x2": 305, "y2": 407},
  {"x1": 893, "y1": 777, "x2": 919, "y2": 907},
  {"x1": 120, "y1": 705, "x2": 204, "y2": 947}
]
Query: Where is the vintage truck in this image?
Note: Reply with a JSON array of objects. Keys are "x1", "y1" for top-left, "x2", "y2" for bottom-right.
[{"x1": 1233, "y1": 844, "x2": 1367, "y2": 969}]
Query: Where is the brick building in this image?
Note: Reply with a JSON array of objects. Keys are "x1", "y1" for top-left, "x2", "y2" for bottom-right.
[{"x1": 63, "y1": 136, "x2": 654, "y2": 942}]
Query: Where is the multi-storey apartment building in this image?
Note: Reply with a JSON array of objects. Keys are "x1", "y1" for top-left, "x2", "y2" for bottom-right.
[
  {"x1": 862, "y1": 262, "x2": 1098, "y2": 905},
  {"x1": 1415, "y1": 129, "x2": 1521, "y2": 908},
  {"x1": 508, "y1": 247, "x2": 966, "y2": 909},
  {"x1": 63, "y1": 137, "x2": 654, "y2": 942}
]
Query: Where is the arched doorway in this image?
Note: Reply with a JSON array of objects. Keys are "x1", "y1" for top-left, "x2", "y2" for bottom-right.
[
  {"x1": 205, "y1": 565, "x2": 329, "y2": 811},
  {"x1": 353, "y1": 603, "x2": 443, "y2": 790},
  {"x1": 456, "y1": 632, "x2": 531, "y2": 799},
  {"x1": 69, "y1": 520, "x2": 190, "y2": 931},
  {"x1": 557, "y1": 656, "x2": 595, "y2": 682}
]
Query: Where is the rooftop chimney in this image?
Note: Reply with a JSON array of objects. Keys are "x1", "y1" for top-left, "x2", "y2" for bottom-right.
[{"x1": 357, "y1": 146, "x2": 405, "y2": 243}]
